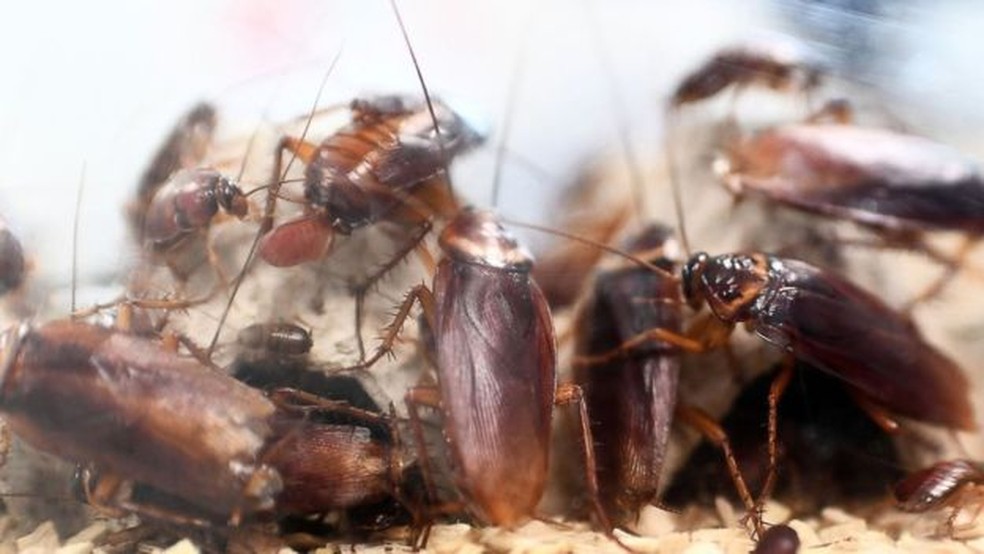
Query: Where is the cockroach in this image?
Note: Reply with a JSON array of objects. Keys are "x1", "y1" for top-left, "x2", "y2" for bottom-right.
[
  {"x1": 715, "y1": 121, "x2": 984, "y2": 306},
  {"x1": 0, "y1": 217, "x2": 26, "y2": 296},
  {"x1": 237, "y1": 322, "x2": 313, "y2": 359},
  {"x1": 894, "y1": 459, "x2": 984, "y2": 534},
  {"x1": 670, "y1": 41, "x2": 823, "y2": 108},
  {"x1": 718, "y1": 123, "x2": 984, "y2": 236},
  {"x1": 256, "y1": 93, "x2": 482, "y2": 269},
  {"x1": 0, "y1": 319, "x2": 282, "y2": 525},
  {"x1": 0, "y1": 319, "x2": 420, "y2": 535},
  {"x1": 751, "y1": 524, "x2": 800, "y2": 554},
  {"x1": 354, "y1": 208, "x2": 613, "y2": 534},
  {"x1": 129, "y1": 102, "x2": 217, "y2": 237}
]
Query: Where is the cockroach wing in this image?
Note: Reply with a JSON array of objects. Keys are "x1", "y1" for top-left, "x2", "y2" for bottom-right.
[
  {"x1": 894, "y1": 459, "x2": 983, "y2": 512},
  {"x1": 433, "y1": 261, "x2": 555, "y2": 526},
  {"x1": 577, "y1": 266, "x2": 681, "y2": 515},
  {"x1": 735, "y1": 125, "x2": 984, "y2": 233},
  {"x1": 752, "y1": 260, "x2": 975, "y2": 430}
]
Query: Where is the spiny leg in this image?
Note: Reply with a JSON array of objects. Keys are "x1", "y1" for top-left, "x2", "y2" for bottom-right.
[
  {"x1": 346, "y1": 284, "x2": 437, "y2": 372},
  {"x1": 675, "y1": 403, "x2": 764, "y2": 538},
  {"x1": 757, "y1": 356, "x2": 795, "y2": 508}
]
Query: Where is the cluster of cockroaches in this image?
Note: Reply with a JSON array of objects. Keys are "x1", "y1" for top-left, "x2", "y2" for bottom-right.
[{"x1": 0, "y1": 14, "x2": 983, "y2": 554}]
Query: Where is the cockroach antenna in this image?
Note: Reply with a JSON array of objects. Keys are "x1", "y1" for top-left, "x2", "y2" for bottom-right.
[
  {"x1": 490, "y1": 5, "x2": 536, "y2": 208},
  {"x1": 207, "y1": 48, "x2": 343, "y2": 359},
  {"x1": 71, "y1": 162, "x2": 86, "y2": 316},
  {"x1": 389, "y1": 0, "x2": 455, "y2": 199},
  {"x1": 581, "y1": 0, "x2": 648, "y2": 225},
  {"x1": 664, "y1": 110, "x2": 693, "y2": 256}
]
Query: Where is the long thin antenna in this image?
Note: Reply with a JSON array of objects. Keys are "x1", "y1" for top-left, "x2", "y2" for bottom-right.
[
  {"x1": 207, "y1": 49, "x2": 343, "y2": 358},
  {"x1": 582, "y1": 0, "x2": 647, "y2": 224},
  {"x1": 389, "y1": 0, "x2": 454, "y2": 198},
  {"x1": 664, "y1": 109, "x2": 693, "y2": 256},
  {"x1": 71, "y1": 162, "x2": 86, "y2": 315},
  {"x1": 500, "y1": 217, "x2": 675, "y2": 280},
  {"x1": 490, "y1": 6, "x2": 535, "y2": 208}
]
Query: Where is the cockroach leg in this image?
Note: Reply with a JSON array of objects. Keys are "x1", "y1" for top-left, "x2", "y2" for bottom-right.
[
  {"x1": 758, "y1": 356, "x2": 796, "y2": 506},
  {"x1": 572, "y1": 326, "x2": 704, "y2": 368},
  {"x1": 847, "y1": 391, "x2": 901, "y2": 434},
  {"x1": 404, "y1": 386, "x2": 442, "y2": 510},
  {"x1": 267, "y1": 387, "x2": 391, "y2": 426},
  {"x1": 902, "y1": 236, "x2": 980, "y2": 313},
  {"x1": 554, "y1": 382, "x2": 622, "y2": 544},
  {"x1": 674, "y1": 404, "x2": 763, "y2": 536},
  {"x1": 352, "y1": 220, "x2": 434, "y2": 361},
  {"x1": 261, "y1": 136, "x2": 321, "y2": 235},
  {"x1": 81, "y1": 468, "x2": 213, "y2": 528},
  {"x1": 352, "y1": 284, "x2": 437, "y2": 371}
]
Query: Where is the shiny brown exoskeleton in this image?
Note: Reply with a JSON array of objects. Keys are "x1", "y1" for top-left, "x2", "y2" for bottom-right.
[
  {"x1": 0, "y1": 320, "x2": 282, "y2": 523},
  {"x1": 0, "y1": 320, "x2": 418, "y2": 532},
  {"x1": 0, "y1": 217, "x2": 26, "y2": 296},
  {"x1": 237, "y1": 322, "x2": 313, "y2": 359},
  {"x1": 143, "y1": 168, "x2": 249, "y2": 248},
  {"x1": 751, "y1": 524, "x2": 800, "y2": 554},
  {"x1": 720, "y1": 123, "x2": 984, "y2": 235},
  {"x1": 257, "y1": 94, "x2": 482, "y2": 268},
  {"x1": 671, "y1": 42, "x2": 822, "y2": 108},
  {"x1": 357, "y1": 208, "x2": 610, "y2": 531},
  {"x1": 682, "y1": 252, "x2": 976, "y2": 431},
  {"x1": 573, "y1": 225, "x2": 682, "y2": 521},
  {"x1": 129, "y1": 102, "x2": 217, "y2": 238},
  {"x1": 894, "y1": 459, "x2": 984, "y2": 533}
]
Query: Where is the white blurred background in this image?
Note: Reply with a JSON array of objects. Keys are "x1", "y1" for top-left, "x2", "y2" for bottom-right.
[{"x1": 0, "y1": 0, "x2": 981, "y2": 304}]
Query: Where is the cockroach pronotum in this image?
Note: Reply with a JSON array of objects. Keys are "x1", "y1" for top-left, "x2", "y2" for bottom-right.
[
  {"x1": 353, "y1": 208, "x2": 616, "y2": 537},
  {"x1": 0, "y1": 319, "x2": 421, "y2": 538},
  {"x1": 670, "y1": 40, "x2": 823, "y2": 109},
  {"x1": 129, "y1": 102, "x2": 218, "y2": 238},
  {"x1": 894, "y1": 459, "x2": 984, "y2": 535}
]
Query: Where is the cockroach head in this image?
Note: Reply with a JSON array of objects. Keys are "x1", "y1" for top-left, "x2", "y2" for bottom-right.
[
  {"x1": 439, "y1": 208, "x2": 533, "y2": 270},
  {"x1": 214, "y1": 174, "x2": 249, "y2": 219},
  {"x1": 682, "y1": 253, "x2": 769, "y2": 322},
  {"x1": 0, "y1": 323, "x2": 29, "y2": 392}
]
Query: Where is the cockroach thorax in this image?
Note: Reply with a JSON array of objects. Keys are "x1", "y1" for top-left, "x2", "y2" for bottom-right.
[{"x1": 439, "y1": 208, "x2": 534, "y2": 270}]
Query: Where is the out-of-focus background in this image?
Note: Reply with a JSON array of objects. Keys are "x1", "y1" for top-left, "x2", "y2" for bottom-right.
[{"x1": 0, "y1": 0, "x2": 981, "y2": 302}]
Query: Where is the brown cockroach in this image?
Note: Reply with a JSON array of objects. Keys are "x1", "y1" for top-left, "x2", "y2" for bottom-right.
[
  {"x1": 751, "y1": 524, "x2": 800, "y2": 554},
  {"x1": 715, "y1": 120, "x2": 984, "y2": 306},
  {"x1": 894, "y1": 459, "x2": 984, "y2": 534},
  {"x1": 573, "y1": 225, "x2": 682, "y2": 522},
  {"x1": 236, "y1": 322, "x2": 313, "y2": 359},
  {"x1": 256, "y1": 93, "x2": 482, "y2": 269},
  {"x1": 0, "y1": 319, "x2": 420, "y2": 534},
  {"x1": 354, "y1": 208, "x2": 613, "y2": 533},
  {"x1": 670, "y1": 40, "x2": 823, "y2": 109},
  {"x1": 129, "y1": 102, "x2": 217, "y2": 238},
  {"x1": 0, "y1": 217, "x2": 26, "y2": 296}
]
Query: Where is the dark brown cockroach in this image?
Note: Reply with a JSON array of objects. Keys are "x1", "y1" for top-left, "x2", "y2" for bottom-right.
[
  {"x1": 0, "y1": 217, "x2": 26, "y2": 296},
  {"x1": 894, "y1": 459, "x2": 984, "y2": 533},
  {"x1": 716, "y1": 122, "x2": 984, "y2": 306},
  {"x1": 573, "y1": 225, "x2": 682, "y2": 522},
  {"x1": 751, "y1": 524, "x2": 800, "y2": 554},
  {"x1": 670, "y1": 41, "x2": 823, "y2": 108},
  {"x1": 718, "y1": 123, "x2": 984, "y2": 237},
  {"x1": 237, "y1": 322, "x2": 313, "y2": 359},
  {"x1": 355, "y1": 208, "x2": 612, "y2": 532},
  {"x1": 257, "y1": 94, "x2": 482, "y2": 269},
  {"x1": 129, "y1": 102, "x2": 217, "y2": 238},
  {"x1": 141, "y1": 167, "x2": 250, "y2": 284},
  {"x1": 0, "y1": 319, "x2": 419, "y2": 534},
  {"x1": 680, "y1": 251, "x2": 975, "y2": 432},
  {"x1": 0, "y1": 319, "x2": 282, "y2": 525}
]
